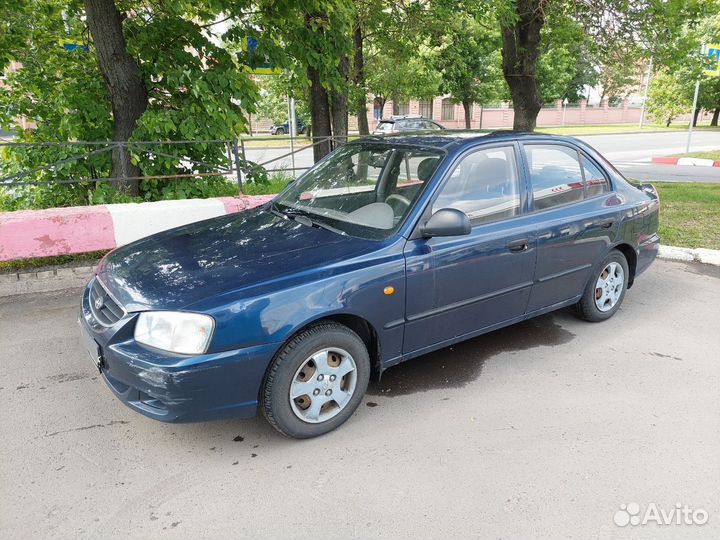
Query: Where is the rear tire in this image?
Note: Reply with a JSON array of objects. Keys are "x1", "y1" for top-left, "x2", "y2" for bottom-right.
[
  {"x1": 575, "y1": 250, "x2": 629, "y2": 322},
  {"x1": 261, "y1": 323, "x2": 370, "y2": 438},
  {"x1": 275, "y1": 127, "x2": 285, "y2": 135}
]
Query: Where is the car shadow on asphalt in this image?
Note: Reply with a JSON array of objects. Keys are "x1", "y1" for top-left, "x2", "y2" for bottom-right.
[{"x1": 367, "y1": 311, "x2": 576, "y2": 398}]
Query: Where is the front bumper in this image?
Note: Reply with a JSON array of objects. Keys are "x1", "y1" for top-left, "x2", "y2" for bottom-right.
[{"x1": 79, "y1": 282, "x2": 280, "y2": 423}]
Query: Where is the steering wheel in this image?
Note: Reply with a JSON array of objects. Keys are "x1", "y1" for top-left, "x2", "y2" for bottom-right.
[{"x1": 385, "y1": 193, "x2": 411, "y2": 211}]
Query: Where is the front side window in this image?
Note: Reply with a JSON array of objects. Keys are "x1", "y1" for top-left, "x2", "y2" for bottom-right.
[
  {"x1": 275, "y1": 143, "x2": 443, "y2": 239},
  {"x1": 525, "y1": 145, "x2": 584, "y2": 210},
  {"x1": 432, "y1": 146, "x2": 521, "y2": 225}
]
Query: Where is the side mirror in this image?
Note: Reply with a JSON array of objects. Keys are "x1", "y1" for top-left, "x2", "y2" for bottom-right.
[{"x1": 421, "y1": 208, "x2": 471, "y2": 238}]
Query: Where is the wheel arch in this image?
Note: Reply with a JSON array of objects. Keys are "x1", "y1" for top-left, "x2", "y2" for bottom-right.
[
  {"x1": 259, "y1": 312, "x2": 383, "y2": 402},
  {"x1": 611, "y1": 242, "x2": 637, "y2": 288}
]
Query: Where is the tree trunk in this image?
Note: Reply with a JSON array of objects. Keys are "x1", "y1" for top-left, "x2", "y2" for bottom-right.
[
  {"x1": 692, "y1": 106, "x2": 701, "y2": 127},
  {"x1": 352, "y1": 21, "x2": 369, "y2": 136},
  {"x1": 711, "y1": 108, "x2": 719, "y2": 127},
  {"x1": 330, "y1": 55, "x2": 350, "y2": 146},
  {"x1": 84, "y1": 0, "x2": 147, "y2": 195},
  {"x1": 307, "y1": 65, "x2": 332, "y2": 162},
  {"x1": 501, "y1": 0, "x2": 546, "y2": 132},
  {"x1": 462, "y1": 100, "x2": 472, "y2": 129}
]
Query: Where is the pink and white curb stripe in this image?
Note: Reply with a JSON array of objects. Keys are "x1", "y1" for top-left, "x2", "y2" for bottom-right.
[
  {"x1": 651, "y1": 156, "x2": 720, "y2": 167},
  {"x1": 0, "y1": 195, "x2": 272, "y2": 262}
]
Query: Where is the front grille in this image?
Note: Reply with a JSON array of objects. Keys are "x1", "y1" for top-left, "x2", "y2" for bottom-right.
[{"x1": 89, "y1": 277, "x2": 125, "y2": 326}]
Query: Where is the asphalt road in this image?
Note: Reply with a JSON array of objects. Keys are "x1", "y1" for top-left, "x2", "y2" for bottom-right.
[
  {"x1": 1, "y1": 259, "x2": 719, "y2": 540},
  {"x1": 577, "y1": 131, "x2": 720, "y2": 183},
  {"x1": 246, "y1": 130, "x2": 720, "y2": 182}
]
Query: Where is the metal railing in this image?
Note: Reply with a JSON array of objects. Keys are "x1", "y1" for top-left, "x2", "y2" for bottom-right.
[{"x1": 0, "y1": 134, "x2": 347, "y2": 194}]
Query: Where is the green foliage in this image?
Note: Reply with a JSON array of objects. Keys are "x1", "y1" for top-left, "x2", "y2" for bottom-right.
[
  {"x1": 255, "y1": 74, "x2": 311, "y2": 126},
  {"x1": 0, "y1": 0, "x2": 260, "y2": 209},
  {"x1": 430, "y1": 15, "x2": 505, "y2": 107},
  {"x1": 538, "y1": 10, "x2": 597, "y2": 103},
  {"x1": 242, "y1": 173, "x2": 294, "y2": 195},
  {"x1": 647, "y1": 69, "x2": 694, "y2": 126}
]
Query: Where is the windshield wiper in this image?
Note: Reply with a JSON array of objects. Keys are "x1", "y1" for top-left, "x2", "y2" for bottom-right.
[{"x1": 271, "y1": 203, "x2": 346, "y2": 236}]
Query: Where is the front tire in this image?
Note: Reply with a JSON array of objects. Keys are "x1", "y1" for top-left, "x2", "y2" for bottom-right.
[
  {"x1": 261, "y1": 323, "x2": 370, "y2": 438},
  {"x1": 575, "y1": 250, "x2": 629, "y2": 322}
]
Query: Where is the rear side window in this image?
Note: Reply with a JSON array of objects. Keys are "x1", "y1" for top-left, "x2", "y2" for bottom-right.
[
  {"x1": 524, "y1": 145, "x2": 585, "y2": 211},
  {"x1": 376, "y1": 122, "x2": 394, "y2": 132},
  {"x1": 582, "y1": 156, "x2": 610, "y2": 197}
]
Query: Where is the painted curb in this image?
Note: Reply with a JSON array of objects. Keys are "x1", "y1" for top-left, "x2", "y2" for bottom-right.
[
  {"x1": 0, "y1": 195, "x2": 272, "y2": 262},
  {"x1": 651, "y1": 156, "x2": 720, "y2": 167},
  {"x1": 658, "y1": 245, "x2": 720, "y2": 266}
]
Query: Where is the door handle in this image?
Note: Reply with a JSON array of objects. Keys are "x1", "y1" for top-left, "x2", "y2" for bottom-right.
[
  {"x1": 507, "y1": 238, "x2": 529, "y2": 252},
  {"x1": 599, "y1": 218, "x2": 615, "y2": 229}
]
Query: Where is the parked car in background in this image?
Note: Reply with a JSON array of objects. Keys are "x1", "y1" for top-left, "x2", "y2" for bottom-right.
[
  {"x1": 78, "y1": 131, "x2": 659, "y2": 439},
  {"x1": 270, "y1": 120, "x2": 307, "y2": 135},
  {"x1": 374, "y1": 115, "x2": 444, "y2": 135}
]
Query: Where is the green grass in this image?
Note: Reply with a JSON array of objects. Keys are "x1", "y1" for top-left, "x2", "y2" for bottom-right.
[
  {"x1": 649, "y1": 182, "x2": 720, "y2": 250},
  {"x1": 0, "y1": 250, "x2": 109, "y2": 273},
  {"x1": 540, "y1": 123, "x2": 719, "y2": 136},
  {"x1": 242, "y1": 177, "x2": 293, "y2": 195},
  {"x1": 668, "y1": 149, "x2": 720, "y2": 160}
]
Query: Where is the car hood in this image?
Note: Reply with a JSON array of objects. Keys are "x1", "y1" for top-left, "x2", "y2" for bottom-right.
[{"x1": 96, "y1": 207, "x2": 378, "y2": 312}]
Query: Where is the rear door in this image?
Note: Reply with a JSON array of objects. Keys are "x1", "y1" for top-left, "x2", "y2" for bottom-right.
[
  {"x1": 402, "y1": 143, "x2": 537, "y2": 354},
  {"x1": 521, "y1": 142, "x2": 619, "y2": 312}
]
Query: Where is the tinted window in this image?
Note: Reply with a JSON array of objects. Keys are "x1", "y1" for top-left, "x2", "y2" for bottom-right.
[
  {"x1": 525, "y1": 145, "x2": 584, "y2": 210},
  {"x1": 433, "y1": 146, "x2": 520, "y2": 225},
  {"x1": 582, "y1": 156, "x2": 610, "y2": 197}
]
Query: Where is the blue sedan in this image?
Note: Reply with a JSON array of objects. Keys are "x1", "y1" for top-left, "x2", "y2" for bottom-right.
[{"x1": 79, "y1": 132, "x2": 660, "y2": 438}]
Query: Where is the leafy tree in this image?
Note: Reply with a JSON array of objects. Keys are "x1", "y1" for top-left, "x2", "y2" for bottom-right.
[
  {"x1": 256, "y1": 1, "x2": 355, "y2": 161},
  {"x1": 255, "y1": 74, "x2": 310, "y2": 127},
  {"x1": 0, "y1": 0, "x2": 260, "y2": 203},
  {"x1": 365, "y1": 46, "x2": 441, "y2": 113},
  {"x1": 537, "y1": 10, "x2": 597, "y2": 102},
  {"x1": 431, "y1": 15, "x2": 504, "y2": 127},
  {"x1": 646, "y1": 69, "x2": 694, "y2": 126},
  {"x1": 352, "y1": 0, "x2": 441, "y2": 134}
]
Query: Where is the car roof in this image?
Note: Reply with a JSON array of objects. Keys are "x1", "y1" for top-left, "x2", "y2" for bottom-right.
[
  {"x1": 354, "y1": 130, "x2": 583, "y2": 151},
  {"x1": 379, "y1": 116, "x2": 433, "y2": 122}
]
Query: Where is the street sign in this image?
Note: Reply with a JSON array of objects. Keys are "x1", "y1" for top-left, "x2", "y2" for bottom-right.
[
  {"x1": 242, "y1": 37, "x2": 280, "y2": 75},
  {"x1": 703, "y1": 43, "x2": 720, "y2": 77}
]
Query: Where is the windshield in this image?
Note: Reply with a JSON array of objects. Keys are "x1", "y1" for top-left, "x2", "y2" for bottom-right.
[{"x1": 274, "y1": 142, "x2": 444, "y2": 239}]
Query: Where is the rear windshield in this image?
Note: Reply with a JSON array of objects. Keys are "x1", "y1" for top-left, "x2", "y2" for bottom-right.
[{"x1": 376, "y1": 121, "x2": 394, "y2": 132}]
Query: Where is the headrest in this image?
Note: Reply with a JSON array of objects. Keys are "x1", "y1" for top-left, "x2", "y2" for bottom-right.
[{"x1": 417, "y1": 157, "x2": 440, "y2": 181}]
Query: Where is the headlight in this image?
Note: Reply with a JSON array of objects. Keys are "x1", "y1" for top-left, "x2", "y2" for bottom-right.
[{"x1": 134, "y1": 311, "x2": 215, "y2": 355}]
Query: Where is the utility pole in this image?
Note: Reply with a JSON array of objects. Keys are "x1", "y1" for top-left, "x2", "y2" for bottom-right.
[
  {"x1": 686, "y1": 79, "x2": 701, "y2": 153},
  {"x1": 288, "y1": 95, "x2": 297, "y2": 175},
  {"x1": 639, "y1": 56, "x2": 653, "y2": 129}
]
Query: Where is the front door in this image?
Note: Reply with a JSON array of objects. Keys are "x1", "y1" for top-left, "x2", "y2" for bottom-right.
[{"x1": 403, "y1": 144, "x2": 537, "y2": 355}]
